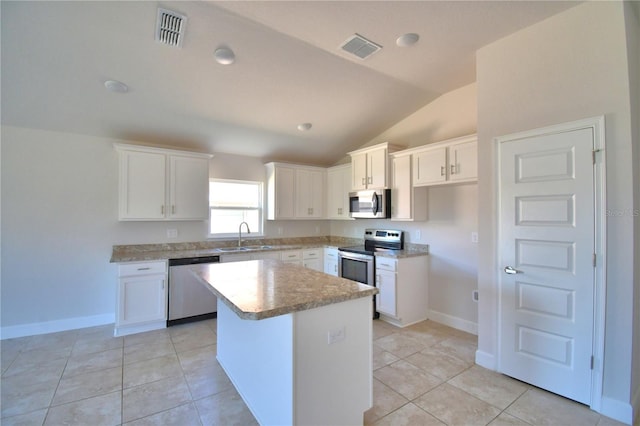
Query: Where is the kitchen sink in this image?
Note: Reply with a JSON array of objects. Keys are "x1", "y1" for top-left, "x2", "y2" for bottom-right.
[
  {"x1": 217, "y1": 245, "x2": 273, "y2": 252},
  {"x1": 217, "y1": 247, "x2": 250, "y2": 252}
]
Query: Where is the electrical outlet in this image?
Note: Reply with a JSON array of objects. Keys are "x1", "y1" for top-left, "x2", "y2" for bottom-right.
[
  {"x1": 471, "y1": 232, "x2": 479, "y2": 243},
  {"x1": 415, "y1": 230, "x2": 422, "y2": 240},
  {"x1": 327, "y1": 326, "x2": 346, "y2": 344},
  {"x1": 167, "y1": 229, "x2": 178, "y2": 238},
  {"x1": 278, "y1": 227, "x2": 283, "y2": 235}
]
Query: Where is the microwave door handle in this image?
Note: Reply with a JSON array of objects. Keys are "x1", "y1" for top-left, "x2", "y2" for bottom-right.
[{"x1": 372, "y1": 193, "x2": 379, "y2": 214}]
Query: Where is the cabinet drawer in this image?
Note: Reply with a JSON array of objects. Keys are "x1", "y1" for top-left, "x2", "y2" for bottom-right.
[
  {"x1": 302, "y1": 249, "x2": 322, "y2": 260},
  {"x1": 375, "y1": 258, "x2": 397, "y2": 272},
  {"x1": 281, "y1": 250, "x2": 302, "y2": 261},
  {"x1": 119, "y1": 261, "x2": 167, "y2": 277}
]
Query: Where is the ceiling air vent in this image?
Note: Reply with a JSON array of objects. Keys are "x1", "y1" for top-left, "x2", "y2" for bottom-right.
[
  {"x1": 340, "y1": 34, "x2": 382, "y2": 59},
  {"x1": 155, "y1": 8, "x2": 187, "y2": 48}
]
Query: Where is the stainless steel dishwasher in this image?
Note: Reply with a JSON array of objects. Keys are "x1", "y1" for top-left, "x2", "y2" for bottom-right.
[{"x1": 168, "y1": 255, "x2": 220, "y2": 326}]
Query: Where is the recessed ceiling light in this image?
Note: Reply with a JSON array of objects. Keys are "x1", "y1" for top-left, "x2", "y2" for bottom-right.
[
  {"x1": 214, "y1": 47, "x2": 235, "y2": 65},
  {"x1": 396, "y1": 33, "x2": 419, "y2": 47},
  {"x1": 297, "y1": 123, "x2": 312, "y2": 131},
  {"x1": 104, "y1": 80, "x2": 129, "y2": 93}
]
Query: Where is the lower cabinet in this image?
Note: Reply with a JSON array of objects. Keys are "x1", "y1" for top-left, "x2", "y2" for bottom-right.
[
  {"x1": 302, "y1": 248, "x2": 323, "y2": 272},
  {"x1": 375, "y1": 255, "x2": 428, "y2": 327},
  {"x1": 324, "y1": 247, "x2": 339, "y2": 276},
  {"x1": 116, "y1": 260, "x2": 168, "y2": 337}
]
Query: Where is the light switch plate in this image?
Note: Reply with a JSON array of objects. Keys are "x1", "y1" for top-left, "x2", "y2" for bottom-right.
[{"x1": 167, "y1": 229, "x2": 178, "y2": 238}]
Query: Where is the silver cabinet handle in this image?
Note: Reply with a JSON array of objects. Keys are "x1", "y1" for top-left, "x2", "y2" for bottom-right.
[
  {"x1": 504, "y1": 266, "x2": 522, "y2": 275},
  {"x1": 450, "y1": 164, "x2": 456, "y2": 175},
  {"x1": 137, "y1": 267, "x2": 151, "y2": 271},
  {"x1": 161, "y1": 205, "x2": 165, "y2": 215},
  {"x1": 440, "y1": 165, "x2": 445, "y2": 176},
  {"x1": 362, "y1": 177, "x2": 366, "y2": 185},
  {"x1": 172, "y1": 205, "x2": 176, "y2": 214}
]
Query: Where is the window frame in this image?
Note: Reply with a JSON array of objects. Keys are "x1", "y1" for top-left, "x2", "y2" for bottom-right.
[{"x1": 208, "y1": 178, "x2": 264, "y2": 239}]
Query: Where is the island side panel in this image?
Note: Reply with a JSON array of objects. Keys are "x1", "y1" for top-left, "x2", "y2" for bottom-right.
[
  {"x1": 294, "y1": 296, "x2": 373, "y2": 425},
  {"x1": 216, "y1": 302, "x2": 294, "y2": 425}
]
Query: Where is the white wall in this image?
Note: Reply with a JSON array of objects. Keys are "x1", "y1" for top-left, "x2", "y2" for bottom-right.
[
  {"x1": 0, "y1": 126, "x2": 325, "y2": 335},
  {"x1": 331, "y1": 83, "x2": 479, "y2": 332},
  {"x1": 476, "y1": 1, "x2": 637, "y2": 422},
  {"x1": 625, "y1": 1, "x2": 640, "y2": 413}
]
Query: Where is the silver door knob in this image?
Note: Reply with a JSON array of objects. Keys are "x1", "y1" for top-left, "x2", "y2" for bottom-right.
[{"x1": 504, "y1": 266, "x2": 522, "y2": 275}]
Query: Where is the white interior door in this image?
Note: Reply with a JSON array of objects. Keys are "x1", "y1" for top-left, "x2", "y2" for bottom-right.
[{"x1": 498, "y1": 126, "x2": 596, "y2": 405}]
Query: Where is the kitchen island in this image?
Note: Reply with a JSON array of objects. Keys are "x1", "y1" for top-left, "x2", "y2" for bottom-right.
[{"x1": 191, "y1": 259, "x2": 378, "y2": 426}]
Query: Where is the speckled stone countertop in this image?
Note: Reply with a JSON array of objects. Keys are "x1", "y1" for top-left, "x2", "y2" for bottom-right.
[
  {"x1": 110, "y1": 236, "x2": 428, "y2": 263},
  {"x1": 191, "y1": 259, "x2": 379, "y2": 320}
]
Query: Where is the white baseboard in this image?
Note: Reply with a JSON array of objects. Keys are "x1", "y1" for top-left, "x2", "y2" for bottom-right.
[
  {"x1": 599, "y1": 396, "x2": 634, "y2": 425},
  {"x1": 114, "y1": 320, "x2": 167, "y2": 337},
  {"x1": 475, "y1": 350, "x2": 496, "y2": 370},
  {"x1": 1, "y1": 313, "x2": 115, "y2": 340},
  {"x1": 428, "y1": 309, "x2": 478, "y2": 335}
]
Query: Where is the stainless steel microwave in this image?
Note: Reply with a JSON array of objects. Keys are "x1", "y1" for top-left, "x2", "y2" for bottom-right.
[{"x1": 348, "y1": 189, "x2": 391, "y2": 219}]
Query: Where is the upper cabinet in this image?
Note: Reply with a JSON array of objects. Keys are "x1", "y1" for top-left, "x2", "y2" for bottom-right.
[
  {"x1": 412, "y1": 134, "x2": 477, "y2": 187},
  {"x1": 295, "y1": 168, "x2": 324, "y2": 219},
  {"x1": 348, "y1": 142, "x2": 403, "y2": 190},
  {"x1": 390, "y1": 153, "x2": 427, "y2": 221},
  {"x1": 326, "y1": 164, "x2": 352, "y2": 220},
  {"x1": 115, "y1": 144, "x2": 212, "y2": 221},
  {"x1": 265, "y1": 162, "x2": 326, "y2": 220}
]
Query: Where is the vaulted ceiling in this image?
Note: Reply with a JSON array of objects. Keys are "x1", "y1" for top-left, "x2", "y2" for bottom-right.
[{"x1": 1, "y1": 1, "x2": 578, "y2": 166}]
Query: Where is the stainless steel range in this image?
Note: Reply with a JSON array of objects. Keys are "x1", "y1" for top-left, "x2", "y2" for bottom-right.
[{"x1": 338, "y1": 229, "x2": 404, "y2": 319}]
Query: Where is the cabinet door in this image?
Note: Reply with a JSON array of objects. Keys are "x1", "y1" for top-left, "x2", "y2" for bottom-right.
[
  {"x1": 296, "y1": 169, "x2": 324, "y2": 218},
  {"x1": 324, "y1": 248, "x2": 339, "y2": 276},
  {"x1": 274, "y1": 166, "x2": 295, "y2": 219},
  {"x1": 449, "y1": 140, "x2": 477, "y2": 182},
  {"x1": 413, "y1": 147, "x2": 447, "y2": 186},
  {"x1": 326, "y1": 165, "x2": 351, "y2": 219},
  {"x1": 351, "y1": 152, "x2": 368, "y2": 190},
  {"x1": 376, "y1": 269, "x2": 397, "y2": 316},
  {"x1": 118, "y1": 274, "x2": 167, "y2": 326},
  {"x1": 391, "y1": 156, "x2": 412, "y2": 220},
  {"x1": 368, "y1": 148, "x2": 387, "y2": 189},
  {"x1": 119, "y1": 151, "x2": 166, "y2": 220},
  {"x1": 303, "y1": 258, "x2": 323, "y2": 272},
  {"x1": 169, "y1": 156, "x2": 210, "y2": 220}
]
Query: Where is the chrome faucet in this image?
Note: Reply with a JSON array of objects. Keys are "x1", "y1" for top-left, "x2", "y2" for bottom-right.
[{"x1": 238, "y1": 221, "x2": 250, "y2": 247}]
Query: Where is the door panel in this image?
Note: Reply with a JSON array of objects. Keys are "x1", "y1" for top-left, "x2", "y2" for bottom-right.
[{"x1": 499, "y1": 127, "x2": 594, "y2": 405}]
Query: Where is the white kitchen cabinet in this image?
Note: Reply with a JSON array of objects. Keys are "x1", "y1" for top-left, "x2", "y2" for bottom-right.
[
  {"x1": 302, "y1": 248, "x2": 323, "y2": 272},
  {"x1": 115, "y1": 144, "x2": 212, "y2": 221},
  {"x1": 326, "y1": 164, "x2": 352, "y2": 220},
  {"x1": 266, "y1": 163, "x2": 296, "y2": 220},
  {"x1": 390, "y1": 153, "x2": 427, "y2": 221},
  {"x1": 115, "y1": 260, "x2": 168, "y2": 337},
  {"x1": 266, "y1": 163, "x2": 325, "y2": 220},
  {"x1": 324, "y1": 247, "x2": 339, "y2": 276},
  {"x1": 375, "y1": 255, "x2": 429, "y2": 328},
  {"x1": 448, "y1": 139, "x2": 478, "y2": 182},
  {"x1": 348, "y1": 142, "x2": 402, "y2": 190},
  {"x1": 295, "y1": 168, "x2": 325, "y2": 219},
  {"x1": 376, "y1": 260, "x2": 397, "y2": 317},
  {"x1": 412, "y1": 135, "x2": 477, "y2": 187},
  {"x1": 280, "y1": 249, "x2": 302, "y2": 266}
]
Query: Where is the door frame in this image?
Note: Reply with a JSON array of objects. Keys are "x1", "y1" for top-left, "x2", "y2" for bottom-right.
[{"x1": 495, "y1": 115, "x2": 606, "y2": 410}]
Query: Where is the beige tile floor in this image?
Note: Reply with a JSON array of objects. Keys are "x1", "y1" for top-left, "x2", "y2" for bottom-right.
[{"x1": 0, "y1": 318, "x2": 629, "y2": 426}]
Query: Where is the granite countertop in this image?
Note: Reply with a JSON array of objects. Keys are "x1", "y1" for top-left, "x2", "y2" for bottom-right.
[
  {"x1": 191, "y1": 259, "x2": 379, "y2": 320},
  {"x1": 110, "y1": 237, "x2": 429, "y2": 263}
]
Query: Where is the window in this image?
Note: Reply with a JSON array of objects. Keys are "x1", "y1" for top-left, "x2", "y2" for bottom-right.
[{"x1": 209, "y1": 179, "x2": 263, "y2": 237}]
